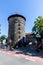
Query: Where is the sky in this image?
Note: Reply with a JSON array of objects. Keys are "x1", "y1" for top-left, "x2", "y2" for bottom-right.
[{"x1": 0, "y1": 0, "x2": 43, "y2": 36}]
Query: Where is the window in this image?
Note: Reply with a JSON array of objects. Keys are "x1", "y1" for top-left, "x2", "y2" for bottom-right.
[
  {"x1": 19, "y1": 36, "x2": 21, "y2": 38},
  {"x1": 18, "y1": 27, "x2": 21, "y2": 30},
  {"x1": 18, "y1": 31, "x2": 21, "y2": 34},
  {"x1": 18, "y1": 24, "x2": 20, "y2": 26}
]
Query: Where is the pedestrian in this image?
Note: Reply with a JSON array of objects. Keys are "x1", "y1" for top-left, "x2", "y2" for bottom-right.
[
  {"x1": 5, "y1": 39, "x2": 8, "y2": 49},
  {"x1": 8, "y1": 39, "x2": 12, "y2": 50}
]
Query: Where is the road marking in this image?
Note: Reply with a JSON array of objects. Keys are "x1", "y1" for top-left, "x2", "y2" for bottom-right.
[
  {"x1": 25, "y1": 58, "x2": 36, "y2": 61},
  {"x1": 0, "y1": 49, "x2": 43, "y2": 62},
  {"x1": 14, "y1": 54, "x2": 19, "y2": 57}
]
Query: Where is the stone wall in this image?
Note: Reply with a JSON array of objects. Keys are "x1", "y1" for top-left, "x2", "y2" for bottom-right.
[{"x1": 8, "y1": 14, "x2": 26, "y2": 46}]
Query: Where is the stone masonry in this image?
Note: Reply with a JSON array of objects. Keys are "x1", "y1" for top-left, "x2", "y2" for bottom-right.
[{"x1": 8, "y1": 14, "x2": 26, "y2": 46}]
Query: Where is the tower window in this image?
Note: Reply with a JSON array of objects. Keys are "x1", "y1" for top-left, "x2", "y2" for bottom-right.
[
  {"x1": 18, "y1": 27, "x2": 21, "y2": 30},
  {"x1": 18, "y1": 31, "x2": 21, "y2": 34},
  {"x1": 18, "y1": 24, "x2": 20, "y2": 26},
  {"x1": 19, "y1": 36, "x2": 21, "y2": 38}
]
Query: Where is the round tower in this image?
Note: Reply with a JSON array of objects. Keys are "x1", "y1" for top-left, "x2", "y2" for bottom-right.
[{"x1": 8, "y1": 14, "x2": 26, "y2": 46}]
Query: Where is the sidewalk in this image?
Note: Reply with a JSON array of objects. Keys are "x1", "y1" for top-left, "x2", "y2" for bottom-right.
[
  {"x1": 13, "y1": 47, "x2": 43, "y2": 58},
  {"x1": 0, "y1": 46, "x2": 43, "y2": 58}
]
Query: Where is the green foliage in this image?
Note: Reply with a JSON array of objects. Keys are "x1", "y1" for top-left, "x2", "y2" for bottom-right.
[
  {"x1": 0, "y1": 35, "x2": 7, "y2": 44},
  {"x1": 32, "y1": 16, "x2": 43, "y2": 38},
  {"x1": 0, "y1": 35, "x2": 7, "y2": 40}
]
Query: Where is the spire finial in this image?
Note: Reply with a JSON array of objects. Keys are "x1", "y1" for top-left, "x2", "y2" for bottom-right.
[{"x1": 15, "y1": 12, "x2": 19, "y2": 15}]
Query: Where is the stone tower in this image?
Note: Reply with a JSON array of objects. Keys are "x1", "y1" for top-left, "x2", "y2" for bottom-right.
[{"x1": 8, "y1": 14, "x2": 26, "y2": 46}]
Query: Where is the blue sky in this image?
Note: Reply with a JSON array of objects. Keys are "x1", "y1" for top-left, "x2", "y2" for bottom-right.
[{"x1": 0, "y1": 0, "x2": 43, "y2": 36}]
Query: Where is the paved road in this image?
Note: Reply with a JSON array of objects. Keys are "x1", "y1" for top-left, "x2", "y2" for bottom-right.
[{"x1": 0, "y1": 49, "x2": 43, "y2": 65}]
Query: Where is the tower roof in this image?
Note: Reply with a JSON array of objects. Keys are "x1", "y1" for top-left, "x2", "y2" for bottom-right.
[{"x1": 8, "y1": 14, "x2": 26, "y2": 21}]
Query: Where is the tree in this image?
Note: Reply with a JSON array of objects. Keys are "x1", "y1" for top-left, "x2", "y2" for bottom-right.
[
  {"x1": 32, "y1": 16, "x2": 43, "y2": 38},
  {"x1": 0, "y1": 35, "x2": 7, "y2": 44}
]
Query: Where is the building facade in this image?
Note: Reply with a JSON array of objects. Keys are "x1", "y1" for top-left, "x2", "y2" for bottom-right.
[{"x1": 8, "y1": 14, "x2": 26, "y2": 46}]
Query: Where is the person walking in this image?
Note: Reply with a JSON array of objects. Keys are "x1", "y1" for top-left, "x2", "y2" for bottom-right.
[{"x1": 8, "y1": 39, "x2": 12, "y2": 50}]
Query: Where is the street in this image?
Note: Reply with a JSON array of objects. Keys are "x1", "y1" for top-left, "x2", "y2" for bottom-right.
[
  {"x1": 0, "y1": 51, "x2": 43, "y2": 65},
  {"x1": 0, "y1": 47, "x2": 43, "y2": 65}
]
